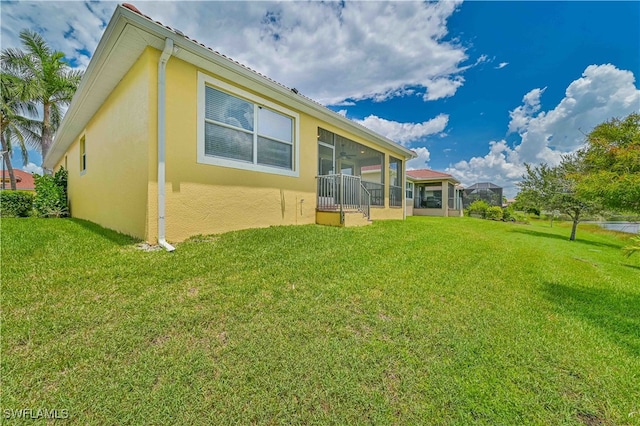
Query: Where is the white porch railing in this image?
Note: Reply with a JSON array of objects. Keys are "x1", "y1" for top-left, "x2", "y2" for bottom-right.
[{"x1": 317, "y1": 174, "x2": 371, "y2": 220}]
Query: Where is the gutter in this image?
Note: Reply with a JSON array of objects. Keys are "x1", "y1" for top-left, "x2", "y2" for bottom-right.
[{"x1": 157, "y1": 38, "x2": 175, "y2": 252}]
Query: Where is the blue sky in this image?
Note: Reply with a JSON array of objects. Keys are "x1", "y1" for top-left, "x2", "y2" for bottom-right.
[{"x1": 2, "y1": 1, "x2": 639, "y2": 196}]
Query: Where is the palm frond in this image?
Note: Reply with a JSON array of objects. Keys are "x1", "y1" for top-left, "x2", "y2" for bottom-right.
[
  {"x1": 0, "y1": 48, "x2": 30, "y2": 73},
  {"x1": 2, "y1": 27, "x2": 82, "y2": 164},
  {"x1": 19, "y1": 30, "x2": 51, "y2": 61},
  {"x1": 3, "y1": 125, "x2": 28, "y2": 165}
]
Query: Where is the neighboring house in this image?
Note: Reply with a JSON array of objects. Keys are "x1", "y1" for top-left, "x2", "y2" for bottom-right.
[
  {"x1": 0, "y1": 169, "x2": 35, "y2": 191},
  {"x1": 463, "y1": 182, "x2": 503, "y2": 208},
  {"x1": 42, "y1": 4, "x2": 415, "y2": 248},
  {"x1": 405, "y1": 169, "x2": 463, "y2": 217}
]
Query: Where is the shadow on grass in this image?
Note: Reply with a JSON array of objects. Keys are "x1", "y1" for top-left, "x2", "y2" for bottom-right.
[
  {"x1": 70, "y1": 218, "x2": 139, "y2": 246},
  {"x1": 510, "y1": 228, "x2": 621, "y2": 249},
  {"x1": 543, "y1": 282, "x2": 640, "y2": 356}
]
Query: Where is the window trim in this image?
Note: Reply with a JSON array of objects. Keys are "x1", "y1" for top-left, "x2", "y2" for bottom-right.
[
  {"x1": 197, "y1": 72, "x2": 300, "y2": 177},
  {"x1": 79, "y1": 135, "x2": 86, "y2": 175},
  {"x1": 388, "y1": 156, "x2": 403, "y2": 207},
  {"x1": 406, "y1": 181, "x2": 414, "y2": 199}
]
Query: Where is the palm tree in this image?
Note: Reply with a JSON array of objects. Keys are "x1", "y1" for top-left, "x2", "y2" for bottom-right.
[
  {"x1": 0, "y1": 72, "x2": 40, "y2": 190},
  {"x1": 1, "y1": 30, "x2": 82, "y2": 168}
]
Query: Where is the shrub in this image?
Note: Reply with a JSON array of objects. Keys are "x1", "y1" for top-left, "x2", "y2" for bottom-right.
[
  {"x1": 503, "y1": 206, "x2": 515, "y2": 221},
  {"x1": 34, "y1": 168, "x2": 68, "y2": 218},
  {"x1": 467, "y1": 200, "x2": 490, "y2": 218},
  {"x1": 0, "y1": 190, "x2": 34, "y2": 217},
  {"x1": 511, "y1": 211, "x2": 530, "y2": 223},
  {"x1": 485, "y1": 206, "x2": 504, "y2": 220}
]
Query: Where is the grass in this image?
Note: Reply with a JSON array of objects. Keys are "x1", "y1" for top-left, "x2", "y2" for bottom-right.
[{"x1": 2, "y1": 217, "x2": 639, "y2": 425}]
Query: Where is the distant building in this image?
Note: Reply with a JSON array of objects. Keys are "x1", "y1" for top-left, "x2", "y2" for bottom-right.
[
  {"x1": 463, "y1": 182, "x2": 503, "y2": 208},
  {"x1": 1, "y1": 169, "x2": 35, "y2": 191},
  {"x1": 406, "y1": 169, "x2": 464, "y2": 217}
]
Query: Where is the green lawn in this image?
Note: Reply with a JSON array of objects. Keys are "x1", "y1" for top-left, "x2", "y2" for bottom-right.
[{"x1": 2, "y1": 217, "x2": 639, "y2": 425}]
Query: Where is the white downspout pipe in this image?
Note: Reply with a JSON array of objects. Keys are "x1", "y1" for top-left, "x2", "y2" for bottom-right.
[{"x1": 157, "y1": 38, "x2": 175, "y2": 251}]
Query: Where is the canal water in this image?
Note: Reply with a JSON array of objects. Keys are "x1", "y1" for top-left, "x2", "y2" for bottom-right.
[{"x1": 592, "y1": 222, "x2": 640, "y2": 234}]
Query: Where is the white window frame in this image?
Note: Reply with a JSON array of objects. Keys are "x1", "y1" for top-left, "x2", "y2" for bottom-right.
[
  {"x1": 197, "y1": 72, "x2": 300, "y2": 177},
  {"x1": 79, "y1": 135, "x2": 86, "y2": 175},
  {"x1": 406, "y1": 181, "x2": 413, "y2": 199}
]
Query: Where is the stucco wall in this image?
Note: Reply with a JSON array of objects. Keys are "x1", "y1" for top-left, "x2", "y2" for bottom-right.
[
  {"x1": 58, "y1": 47, "x2": 406, "y2": 243},
  {"x1": 58, "y1": 49, "x2": 153, "y2": 239},
  {"x1": 406, "y1": 199, "x2": 414, "y2": 216},
  {"x1": 159, "y1": 55, "x2": 404, "y2": 242},
  {"x1": 412, "y1": 208, "x2": 445, "y2": 217}
]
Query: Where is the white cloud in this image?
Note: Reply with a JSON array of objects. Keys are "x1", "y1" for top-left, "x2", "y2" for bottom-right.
[
  {"x1": 1, "y1": 2, "x2": 113, "y2": 69},
  {"x1": 475, "y1": 54, "x2": 490, "y2": 65},
  {"x1": 332, "y1": 100, "x2": 356, "y2": 107},
  {"x1": 407, "y1": 147, "x2": 431, "y2": 170},
  {"x1": 355, "y1": 114, "x2": 449, "y2": 146},
  {"x1": 1, "y1": 1, "x2": 469, "y2": 105},
  {"x1": 515, "y1": 64, "x2": 640, "y2": 163},
  {"x1": 371, "y1": 87, "x2": 417, "y2": 103},
  {"x1": 495, "y1": 62, "x2": 509, "y2": 69},
  {"x1": 23, "y1": 162, "x2": 44, "y2": 175},
  {"x1": 448, "y1": 64, "x2": 640, "y2": 197},
  {"x1": 507, "y1": 87, "x2": 546, "y2": 134},
  {"x1": 423, "y1": 77, "x2": 465, "y2": 101},
  {"x1": 446, "y1": 140, "x2": 524, "y2": 193}
]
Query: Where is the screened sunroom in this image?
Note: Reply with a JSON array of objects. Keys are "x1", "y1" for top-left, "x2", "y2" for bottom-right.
[
  {"x1": 405, "y1": 169, "x2": 463, "y2": 217},
  {"x1": 316, "y1": 127, "x2": 404, "y2": 221}
]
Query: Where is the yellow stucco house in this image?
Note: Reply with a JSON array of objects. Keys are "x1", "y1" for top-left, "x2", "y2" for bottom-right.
[{"x1": 43, "y1": 4, "x2": 415, "y2": 249}]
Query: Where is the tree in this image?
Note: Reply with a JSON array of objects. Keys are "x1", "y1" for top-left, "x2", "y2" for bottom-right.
[
  {"x1": 576, "y1": 113, "x2": 640, "y2": 213},
  {"x1": 0, "y1": 72, "x2": 40, "y2": 190},
  {"x1": 517, "y1": 155, "x2": 601, "y2": 241},
  {"x1": 1, "y1": 30, "x2": 82, "y2": 167}
]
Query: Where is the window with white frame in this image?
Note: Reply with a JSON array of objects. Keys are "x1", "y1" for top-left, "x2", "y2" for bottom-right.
[
  {"x1": 197, "y1": 73, "x2": 299, "y2": 176},
  {"x1": 406, "y1": 181, "x2": 413, "y2": 199},
  {"x1": 79, "y1": 136, "x2": 86, "y2": 174},
  {"x1": 389, "y1": 156, "x2": 403, "y2": 207}
]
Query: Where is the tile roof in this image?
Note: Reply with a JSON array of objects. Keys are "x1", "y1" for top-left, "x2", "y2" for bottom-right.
[
  {"x1": 1, "y1": 169, "x2": 36, "y2": 190},
  {"x1": 406, "y1": 169, "x2": 455, "y2": 180}
]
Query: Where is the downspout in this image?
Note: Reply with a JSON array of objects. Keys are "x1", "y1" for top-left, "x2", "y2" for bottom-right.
[{"x1": 157, "y1": 38, "x2": 175, "y2": 251}]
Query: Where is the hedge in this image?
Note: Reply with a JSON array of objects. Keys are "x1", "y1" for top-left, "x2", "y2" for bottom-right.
[{"x1": 0, "y1": 190, "x2": 34, "y2": 217}]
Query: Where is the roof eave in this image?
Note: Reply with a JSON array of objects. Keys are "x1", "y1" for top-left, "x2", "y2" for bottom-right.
[
  {"x1": 45, "y1": 4, "x2": 415, "y2": 169},
  {"x1": 406, "y1": 175, "x2": 460, "y2": 184}
]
